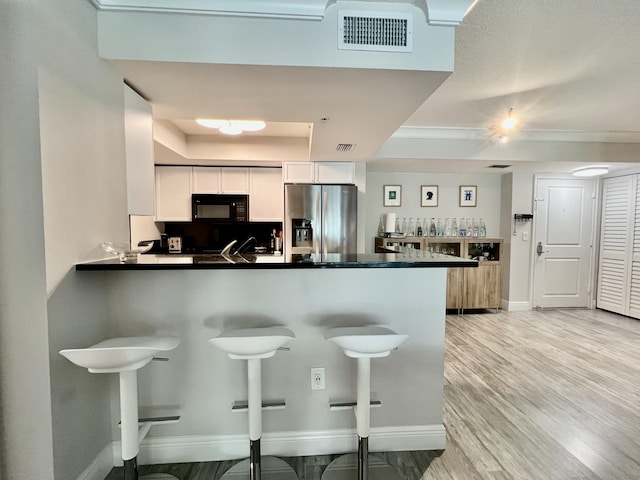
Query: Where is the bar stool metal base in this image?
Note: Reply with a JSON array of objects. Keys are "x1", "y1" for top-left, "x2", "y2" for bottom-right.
[
  {"x1": 220, "y1": 456, "x2": 298, "y2": 479},
  {"x1": 321, "y1": 453, "x2": 402, "y2": 480},
  {"x1": 123, "y1": 458, "x2": 179, "y2": 480}
]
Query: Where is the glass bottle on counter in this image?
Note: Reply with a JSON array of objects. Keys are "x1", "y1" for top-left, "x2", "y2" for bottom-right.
[
  {"x1": 444, "y1": 218, "x2": 452, "y2": 237},
  {"x1": 401, "y1": 217, "x2": 408, "y2": 235},
  {"x1": 459, "y1": 217, "x2": 467, "y2": 237},
  {"x1": 429, "y1": 217, "x2": 437, "y2": 237},
  {"x1": 395, "y1": 217, "x2": 401, "y2": 233},
  {"x1": 437, "y1": 218, "x2": 444, "y2": 237},
  {"x1": 472, "y1": 218, "x2": 479, "y2": 238},
  {"x1": 408, "y1": 218, "x2": 415, "y2": 236},
  {"x1": 378, "y1": 216, "x2": 385, "y2": 236},
  {"x1": 479, "y1": 218, "x2": 487, "y2": 238},
  {"x1": 451, "y1": 218, "x2": 457, "y2": 237},
  {"x1": 416, "y1": 218, "x2": 423, "y2": 236}
]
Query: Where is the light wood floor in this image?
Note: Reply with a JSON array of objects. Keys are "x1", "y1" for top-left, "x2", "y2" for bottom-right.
[
  {"x1": 105, "y1": 308, "x2": 640, "y2": 479},
  {"x1": 426, "y1": 308, "x2": 640, "y2": 480}
]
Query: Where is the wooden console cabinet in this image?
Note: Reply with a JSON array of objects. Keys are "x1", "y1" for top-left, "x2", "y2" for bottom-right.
[{"x1": 375, "y1": 237, "x2": 503, "y2": 312}]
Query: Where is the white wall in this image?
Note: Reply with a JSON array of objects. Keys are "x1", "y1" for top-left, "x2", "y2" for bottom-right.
[
  {"x1": 0, "y1": 3, "x2": 53, "y2": 478},
  {"x1": 365, "y1": 171, "x2": 503, "y2": 253},
  {"x1": 1, "y1": 1, "x2": 130, "y2": 479}
]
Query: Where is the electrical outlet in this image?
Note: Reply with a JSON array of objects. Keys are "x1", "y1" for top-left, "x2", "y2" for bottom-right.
[{"x1": 311, "y1": 368, "x2": 325, "y2": 390}]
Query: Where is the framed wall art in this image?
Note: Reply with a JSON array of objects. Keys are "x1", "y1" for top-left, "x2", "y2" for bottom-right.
[
  {"x1": 459, "y1": 185, "x2": 477, "y2": 207},
  {"x1": 420, "y1": 185, "x2": 439, "y2": 207},
  {"x1": 383, "y1": 185, "x2": 402, "y2": 207}
]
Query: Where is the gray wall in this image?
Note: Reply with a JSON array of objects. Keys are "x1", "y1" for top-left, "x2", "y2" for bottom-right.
[
  {"x1": 365, "y1": 172, "x2": 503, "y2": 254},
  {"x1": 1, "y1": 0, "x2": 129, "y2": 478},
  {"x1": 101, "y1": 267, "x2": 447, "y2": 460}
]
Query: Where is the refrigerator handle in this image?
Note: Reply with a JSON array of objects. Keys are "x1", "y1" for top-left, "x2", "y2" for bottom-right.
[
  {"x1": 322, "y1": 190, "x2": 328, "y2": 256},
  {"x1": 314, "y1": 190, "x2": 321, "y2": 255}
]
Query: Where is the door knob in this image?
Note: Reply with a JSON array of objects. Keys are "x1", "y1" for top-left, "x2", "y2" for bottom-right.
[{"x1": 536, "y1": 242, "x2": 549, "y2": 256}]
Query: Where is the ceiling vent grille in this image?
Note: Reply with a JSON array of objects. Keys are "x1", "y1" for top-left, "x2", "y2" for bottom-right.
[
  {"x1": 336, "y1": 143, "x2": 355, "y2": 152},
  {"x1": 338, "y1": 11, "x2": 413, "y2": 52},
  {"x1": 487, "y1": 164, "x2": 512, "y2": 169}
]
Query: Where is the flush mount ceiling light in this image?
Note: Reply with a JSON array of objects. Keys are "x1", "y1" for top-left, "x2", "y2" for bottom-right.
[
  {"x1": 196, "y1": 119, "x2": 266, "y2": 135},
  {"x1": 572, "y1": 165, "x2": 609, "y2": 177}
]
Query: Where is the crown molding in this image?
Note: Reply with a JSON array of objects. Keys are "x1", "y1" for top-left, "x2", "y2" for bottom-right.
[
  {"x1": 393, "y1": 126, "x2": 640, "y2": 144},
  {"x1": 88, "y1": 0, "x2": 332, "y2": 20}
]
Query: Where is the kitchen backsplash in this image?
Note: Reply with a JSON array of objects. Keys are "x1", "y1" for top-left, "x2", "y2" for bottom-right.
[{"x1": 163, "y1": 221, "x2": 282, "y2": 253}]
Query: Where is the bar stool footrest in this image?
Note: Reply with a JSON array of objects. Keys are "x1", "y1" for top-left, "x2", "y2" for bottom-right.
[
  {"x1": 330, "y1": 400, "x2": 382, "y2": 411},
  {"x1": 232, "y1": 399, "x2": 286, "y2": 411}
]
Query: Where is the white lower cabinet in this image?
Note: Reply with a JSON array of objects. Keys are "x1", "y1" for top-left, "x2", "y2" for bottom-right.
[
  {"x1": 250, "y1": 168, "x2": 283, "y2": 221},
  {"x1": 155, "y1": 166, "x2": 192, "y2": 221},
  {"x1": 597, "y1": 175, "x2": 640, "y2": 318}
]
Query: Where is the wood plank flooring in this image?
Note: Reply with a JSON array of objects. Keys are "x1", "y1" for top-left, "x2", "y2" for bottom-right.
[
  {"x1": 425, "y1": 308, "x2": 640, "y2": 480},
  {"x1": 105, "y1": 308, "x2": 640, "y2": 480}
]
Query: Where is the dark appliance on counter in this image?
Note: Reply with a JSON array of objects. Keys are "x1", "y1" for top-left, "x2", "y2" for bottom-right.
[
  {"x1": 192, "y1": 194, "x2": 248, "y2": 223},
  {"x1": 285, "y1": 184, "x2": 357, "y2": 255}
]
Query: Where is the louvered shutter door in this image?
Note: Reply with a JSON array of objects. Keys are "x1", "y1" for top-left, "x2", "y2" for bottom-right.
[
  {"x1": 597, "y1": 175, "x2": 635, "y2": 314},
  {"x1": 628, "y1": 179, "x2": 640, "y2": 317}
]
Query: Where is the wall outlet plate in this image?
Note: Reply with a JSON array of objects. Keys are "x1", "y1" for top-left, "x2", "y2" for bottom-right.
[{"x1": 311, "y1": 367, "x2": 325, "y2": 390}]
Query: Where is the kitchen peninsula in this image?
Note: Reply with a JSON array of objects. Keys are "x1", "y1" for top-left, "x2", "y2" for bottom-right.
[{"x1": 74, "y1": 253, "x2": 476, "y2": 465}]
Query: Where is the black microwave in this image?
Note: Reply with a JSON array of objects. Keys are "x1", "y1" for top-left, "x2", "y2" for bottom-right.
[{"x1": 192, "y1": 194, "x2": 249, "y2": 222}]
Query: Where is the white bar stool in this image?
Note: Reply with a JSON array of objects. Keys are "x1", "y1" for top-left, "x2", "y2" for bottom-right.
[
  {"x1": 60, "y1": 336, "x2": 181, "y2": 480},
  {"x1": 209, "y1": 326, "x2": 298, "y2": 480},
  {"x1": 322, "y1": 326, "x2": 408, "y2": 480}
]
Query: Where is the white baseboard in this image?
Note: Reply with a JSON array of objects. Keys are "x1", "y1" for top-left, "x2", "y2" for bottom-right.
[
  {"x1": 125, "y1": 425, "x2": 445, "y2": 465},
  {"x1": 502, "y1": 300, "x2": 531, "y2": 311},
  {"x1": 75, "y1": 444, "x2": 114, "y2": 480}
]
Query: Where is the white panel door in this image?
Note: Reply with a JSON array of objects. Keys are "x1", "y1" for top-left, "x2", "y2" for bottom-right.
[{"x1": 532, "y1": 177, "x2": 596, "y2": 308}]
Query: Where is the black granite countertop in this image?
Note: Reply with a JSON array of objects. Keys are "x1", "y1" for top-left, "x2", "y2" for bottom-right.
[{"x1": 76, "y1": 252, "x2": 478, "y2": 270}]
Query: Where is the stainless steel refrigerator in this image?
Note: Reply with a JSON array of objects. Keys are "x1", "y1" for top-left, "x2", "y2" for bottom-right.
[{"x1": 284, "y1": 184, "x2": 357, "y2": 255}]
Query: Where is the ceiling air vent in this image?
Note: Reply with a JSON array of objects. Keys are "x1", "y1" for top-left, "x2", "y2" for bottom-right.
[
  {"x1": 338, "y1": 11, "x2": 413, "y2": 52},
  {"x1": 336, "y1": 143, "x2": 355, "y2": 152}
]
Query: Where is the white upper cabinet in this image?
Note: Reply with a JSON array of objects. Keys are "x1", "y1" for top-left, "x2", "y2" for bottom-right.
[
  {"x1": 283, "y1": 162, "x2": 355, "y2": 184},
  {"x1": 315, "y1": 162, "x2": 356, "y2": 184},
  {"x1": 221, "y1": 167, "x2": 250, "y2": 194},
  {"x1": 283, "y1": 162, "x2": 315, "y2": 183},
  {"x1": 192, "y1": 167, "x2": 250, "y2": 194},
  {"x1": 192, "y1": 167, "x2": 221, "y2": 193},
  {"x1": 250, "y1": 168, "x2": 283, "y2": 222},
  {"x1": 155, "y1": 166, "x2": 192, "y2": 221},
  {"x1": 124, "y1": 84, "x2": 155, "y2": 215}
]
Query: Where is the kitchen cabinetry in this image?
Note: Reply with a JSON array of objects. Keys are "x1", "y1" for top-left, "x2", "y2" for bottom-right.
[
  {"x1": 463, "y1": 240, "x2": 502, "y2": 310},
  {"x1": 124, "y1": 84, "x2": 155, "y2": 215},
  {"x1": 315, "y1": 162, "x2": 356, "y2": 184},
  {"x1": 155, "y1": 166, "x2": 282, "y2": 222},
  {"x1": 375, "y1": 237, "x2": 502, "y2": 311},
  {"x1": 249, "y1": 168, "x2": 284, "y2": 222},
  {"x1": 192, "y1": 167, "x2": 249, "y2": 194},
  {"x1": 283, "y1": 162, "x2": 355, "y2": 184},
  {"x1": 155, "y1": 166, "x2": 192, "y2": 221},
  {"x1": 597, "y1": 175, "x2": 640, "y2": 318}
]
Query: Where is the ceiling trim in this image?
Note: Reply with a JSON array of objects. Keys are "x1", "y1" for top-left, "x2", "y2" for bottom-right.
[
  {"x1": 393, "y1": 126, "x2": 640, "y2": 144},
  {"x1": 88, "y1": 0, "x2": 332, "y2": 20}
]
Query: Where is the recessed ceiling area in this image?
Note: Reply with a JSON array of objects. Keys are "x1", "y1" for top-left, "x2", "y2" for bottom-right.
[{"x1": 96, "y1": 0, "x2": 640, "y2": 174}]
